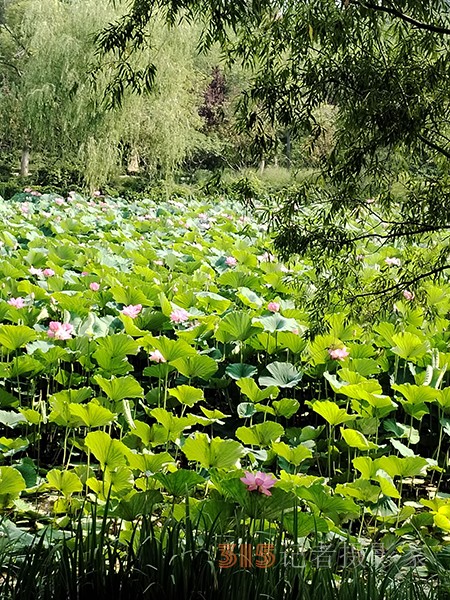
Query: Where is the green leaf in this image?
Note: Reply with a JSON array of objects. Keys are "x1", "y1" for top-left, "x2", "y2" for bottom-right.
[
  {"x1": 374, "y1": 470, "x2": 400, "y2": 499},
  {"x1": 276, "y1": 331, "x2": 306, "y2": 354},
  {"x1": 150, "y1": 408, "x2": 196, "y2": 438},
  {"x1": 115, "y1": 490, "x2": 163, "y2": 520},
  {"x1": 236, "y1": 287, "x2": 263, "y2": 309},
  {"x1": 391, "y1": 332, "x2": 429, "y2": 361},
  {"x1": 215, "y1": 311, "x2": 261, "y2": 343},
  {"x1": 273, "y1": 399, "x2": 299, "y2": 419},
  {"x1": 282, "y1": 512, "x2": 328, "y2": 537},
  {"x1": 353, "y1": 456, "x2": 377, "y2": 479},
  {"x1": 272, "y1": 441, "x2": 312, "y2": 466},
  {"x1": 169, "y1": 385, "x2": 204, "y2": 407},
  {"x1": 377, "y1": 456, "x2": 429, "y2": 478},
  {"x1": 69, "y1": 402, "x2": 116, "y2": 428},
  {"x1": 392, "y1": 383, "x2": 439, "y2": 404},
  {"x1": 85, "y1": 430, "x2": 127, "y2": 471},
  {"x1": 0, "y1": 409, "x2": 26, "y2": 429},
  {"x1": 196, "y1": 291, "x2": 232, "y2": 313},
  {"x1": 93, "y1": 334, "x2": 139, "y2": 375},
  {"x1": 142, "y1": 335, "x2": 196, "y2": 362},
  {"x1": 340, "y1": 427, "x2": 378, "y2": 451},
  {"x1": 236, "y1": 421, "x2": 284, "y2": 446},
  {"x1": 237, "y1": 402, "x2": 257, "y2": 418},
  {"x1": 383, "y1": 419, "x2": 420, "y2": 444},
  {"x1": 171, "y1": 354, "x2": 218, "y2": 380},
  {"x1": 254, "y1": 313, "x2": 300, "y2": 333},
  {"x1": 47, "y1": 469, "x2": 82, "y2": 497},
  {"x1": 0, "y1": 325, "x2": 37, "y2": 351},
  {"x1": 0, "y1": 466, "x2": 26, "y2": 507},
  {"x1": 182, "y1": 433, "x2": 244, "y2": 468},
  {"x1": 94, "y1": 375, "x2": 144, "y2": 402},
  {"x1": 153, "y1": 469, "x2": 205, "y2": 496},
  {"x1": 225, "y1": 363, "x2": 257, "y2": 380},
  {"x1": 237, "y1": 377, "x2": 279, "y2": 402},
  {"x1": 259, "y1": 362, "x2": 302, "y2": 388},
  {"x1": 312, "y1": 400, "x2": 354, "y2": 426}
]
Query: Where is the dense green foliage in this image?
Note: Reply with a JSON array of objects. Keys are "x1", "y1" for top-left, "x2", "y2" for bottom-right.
[
  {"x1": 0, "y1": 190, "x2": 450, "y2": 591},
  {"x1": 0, "y1": 0, "x2": 214, "y2": 188},
  {"x1": 99, "y1": 0, "x2": 450, "y2": 274}
]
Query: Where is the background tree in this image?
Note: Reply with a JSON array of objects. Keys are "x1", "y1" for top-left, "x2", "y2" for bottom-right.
[
  {"x1": 0, "y1": 0, "x2": 206, "y2": 189},
  {"x1": 98, "y1": 0, "x2": 450, "y2": 295}
]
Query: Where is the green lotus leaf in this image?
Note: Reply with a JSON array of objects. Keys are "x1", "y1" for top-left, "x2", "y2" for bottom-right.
[
  {"x1": 0, "y1": 466, "x2": 26, "y2": 507},
  {"x1": 169, "y1": 385, "x2": 204, "y2": 407},
  {"x1": 69, "y1": 402, "x2": 116, "y2": 428},
  {"x1": 236, "y1": 421, "x2": 284, "y2": 446},
  {"x1": 237, "y1": 377, "x2": 279, "y2": 402},
  {"x1": 311, "y1": 400, "x2": 354, "y2": 426},
  {"x1": 0, "y1": 325, "x2": 37, "y2": 351},
  {"x1": 47, "y1": 469, "x2": 83, "y2": 497},
  {"x1": 142, "y1": 335, "x2": 196, "y2": 362},
  {"x1": 153, "y1": 469, "x2": 205, "y2": 496},
  {"x1": 254, "y1": 313, "x2": 300, "y2": 333},
  {"x1": 85, "y1": 430, "x2": 128, "y2": 471},
  {"x1": 0, "y1": 409, "x2": 26, "y2": 429},
  {"x1": 259, "y1": 362, "x2": 302, "y2": 388},
  {"x1": 340, "y1": 427, "x2": 378, "y2": 451},
  {"x1": 236, "y1": 286, "x2": 263, "y2": 309},
  {"x1": 391, "y1": 332, "x2": 429, "y2": 361},
  {"x1": 94, "y1": 375, "x2": 144, "y2": 402},
  {"x1": 272, "y1": 441, "x2": 312, "y2": 466},
  {"x1": 225, "y1": 363, "x2": 257, "y2": 380},
  {"x1": 171, "y1": 354, "x2": 218, "y2": 380},
  {"x1": 273, "y1": 398, "x2": 299, "y2": 419},
  {"x1": 215, "y1": 311, "x2": 262, "y2": 343},
  {"x1": 182, "y1": 433, "x2": 244, "y2": 468},
  {"x1": 115, "y1": 490, "x2": 163, "y2": 520}
]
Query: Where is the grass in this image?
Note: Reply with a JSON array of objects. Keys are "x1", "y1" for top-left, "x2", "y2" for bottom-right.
[{"x1": 1, "y1": 505, "x2": 449, "y2": 599}]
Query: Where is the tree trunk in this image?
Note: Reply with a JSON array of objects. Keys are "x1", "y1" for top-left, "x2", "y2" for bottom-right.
[
  {"x1": 20, "y1": 146, "x2": 30, "y2": 176},
  {"x1": 258, "y1": 158, "x2": 265, "y2": 174},
  {"x1": 285, "y1": 132, "x2": 292, "y2": 169}
]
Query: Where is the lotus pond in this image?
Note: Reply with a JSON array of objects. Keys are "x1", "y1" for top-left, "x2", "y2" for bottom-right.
[{"x1": 0, "y1": 190, "x2": 450, "y2": 596}]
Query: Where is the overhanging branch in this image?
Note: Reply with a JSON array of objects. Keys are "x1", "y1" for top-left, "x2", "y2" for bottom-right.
[{"x1": 355, "y1": 1, "x2": 450, "y2": 36}]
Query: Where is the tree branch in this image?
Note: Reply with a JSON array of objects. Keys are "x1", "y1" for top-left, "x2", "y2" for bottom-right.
[
  {"x1": 355, "y1": 1, "x2": 450, "y2": 36},
  {"x1": 349, "y1": 264, "x2": 450, "y2": 299},
  {"x1": 417, "y1": 132, "x2": 450, "y2": 160}
]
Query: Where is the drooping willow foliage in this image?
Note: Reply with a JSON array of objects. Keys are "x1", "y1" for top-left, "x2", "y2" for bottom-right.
[{"x1": 0, "y1": 0, "x2": 206, "y2": 187}]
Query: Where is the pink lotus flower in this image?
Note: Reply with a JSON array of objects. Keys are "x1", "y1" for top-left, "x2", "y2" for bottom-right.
[
  {"x1": 403, "y1": 290, "x2": 414, "y2": 301},
  {"x1": 240, "y1": 471, "x2": 277, "y2": 496},
  {"x1": 47, "y1": 321, "x2": 74, "y2": 340},
  {"x1": 89, "y1": 282, "x2": 100, "y2": 291},
  {"x1": 43, "y1": 268, "x2": 55, "y2": 277},
  {"x1": 267, "y1": 301, "x2": 280, "y2": 313},
  {"x1": 170, "y1": 308, "x2": 190, "y2": 323},
  {"x1": 20, "y1": 202, "x2": 30, "y2": 214},
  {"x1": 121, "y1": 304, "x2": 142, "y2": 318},
  {"x1": 54, "y1": 197, "x2": 65, "y2": 206},
  {"x1": 149, "y1": 350, "x2": 166, "y2": 363},
  {"x1": 328, "y1": 347, "x2": 350, "y2": 361},
  {"x1": 24, "y1": 187, "x2": 32, "y2": 193},
  {"x1": 30, "y1": 191, "x2": 41, "y2": 197},
  {"x1": 385, "y1": 257, "x2": 401, "y2": 267},
  {"x1": 29, "y1": 267, "x2": 43, "y2": 276},
  {"x1": 225, "y1": 256, "x2": 237, "y2": 267},
  {"x1": 81, "y1": 271, "x2": 89, "y2": 276},
  {"x1": 93, "y1": 190, "x2": 101, "y2": 197},
  {"x1": 7, "y1": 297, "x2": 25, "y2": 308}
]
